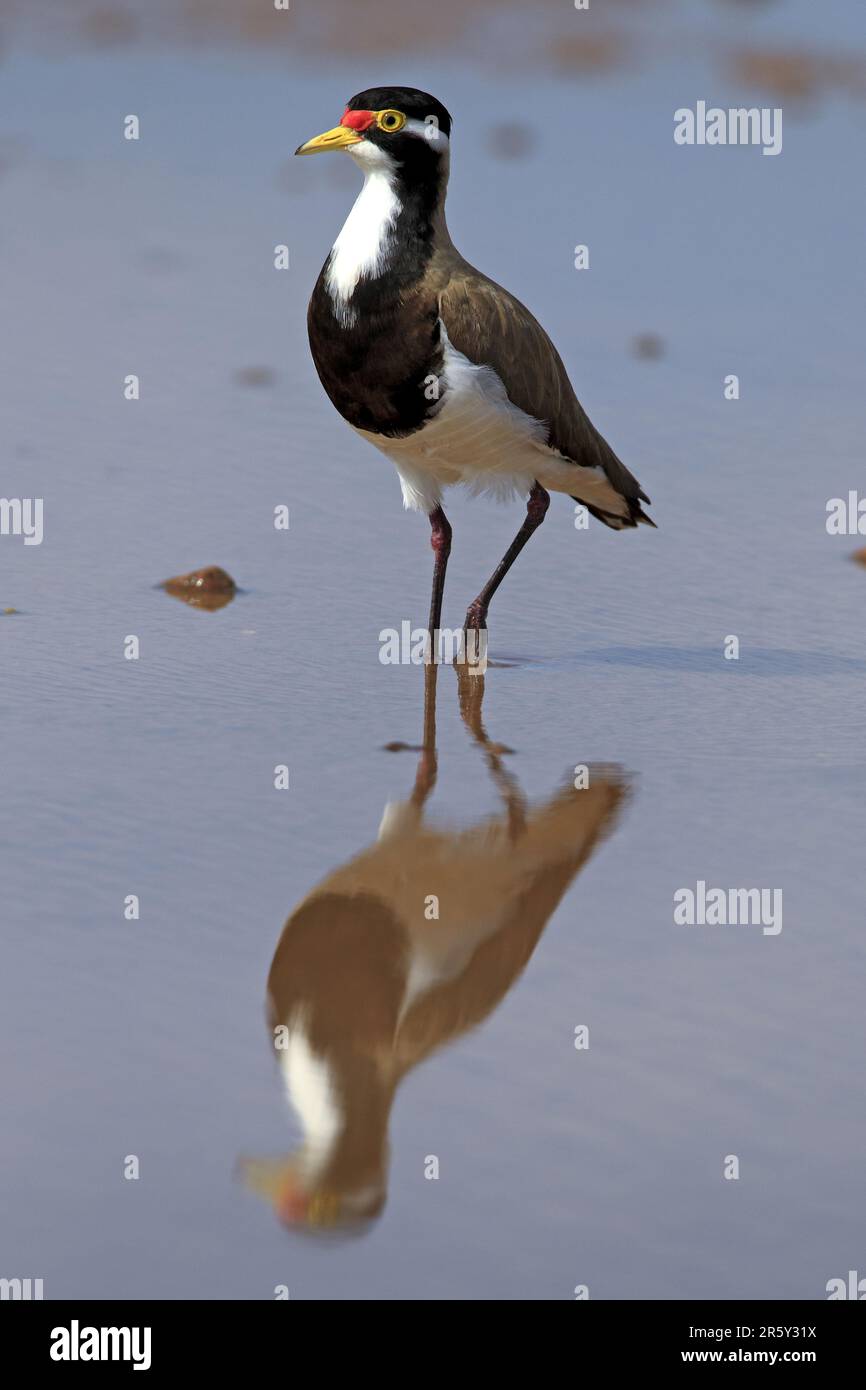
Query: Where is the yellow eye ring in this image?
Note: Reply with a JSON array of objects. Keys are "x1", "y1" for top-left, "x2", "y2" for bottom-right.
[{"x1": 377, "y1": 109, "x2": 406, "y2": 133}]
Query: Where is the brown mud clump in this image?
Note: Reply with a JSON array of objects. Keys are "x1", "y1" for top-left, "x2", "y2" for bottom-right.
[{"x1": 162, "y1": 566, "x2": 237, "y2": 611}]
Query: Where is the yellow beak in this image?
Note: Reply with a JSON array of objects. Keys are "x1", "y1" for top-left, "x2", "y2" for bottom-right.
[
  {"x1": 294, "y1": 125, "x2": 363, "y2": 157},
  {"x1": 237, "y1": 1156, "x2": 294, "y2": 1201}
]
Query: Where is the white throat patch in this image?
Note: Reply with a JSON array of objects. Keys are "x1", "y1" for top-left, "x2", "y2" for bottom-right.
[
  {"x1": 279, "y1": 1017, "x2": 341, "y2": 1174},
  {"x1": 325, "y1": 146, "x2": 401, "y2": 327}
]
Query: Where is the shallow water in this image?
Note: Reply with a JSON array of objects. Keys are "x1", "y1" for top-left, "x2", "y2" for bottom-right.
[{"x1": 2, "y1": 1, "x2": 865, "y2": 1299}]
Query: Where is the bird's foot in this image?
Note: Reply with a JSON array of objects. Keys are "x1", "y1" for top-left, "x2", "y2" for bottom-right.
[
  {"x1": 461, "y1": 603, "x2": 489, "y2": 672},
  {"x1": 463, "y1": 602, "x2": 487, "y2": 634}
]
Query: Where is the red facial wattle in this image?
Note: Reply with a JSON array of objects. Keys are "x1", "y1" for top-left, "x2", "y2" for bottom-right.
[{"x1": 340, "y1": 109, "x2": 376, "y2": 132}]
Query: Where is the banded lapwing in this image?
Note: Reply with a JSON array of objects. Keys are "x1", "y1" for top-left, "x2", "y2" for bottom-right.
[
  {"x1": 240, "y1": 667, "x2": 627, "y2": 1233},
  {"x1": 296, "y1": 87, "x2": 654, "y2": 643}
]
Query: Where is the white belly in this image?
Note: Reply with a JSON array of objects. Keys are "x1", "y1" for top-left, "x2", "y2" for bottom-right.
[{"x1": 355, "y1": 325, "x2": 629, "y2": 519}]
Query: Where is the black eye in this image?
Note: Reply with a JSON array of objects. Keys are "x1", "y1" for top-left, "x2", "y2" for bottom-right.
[{"x1": 377, "y1": 110, "x2": 406, "y2": 133}]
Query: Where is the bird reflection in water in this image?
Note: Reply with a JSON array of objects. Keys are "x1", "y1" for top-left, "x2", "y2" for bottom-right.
[{"x1": 240, "y1": 666, "x2": 628, "y2": 1235}]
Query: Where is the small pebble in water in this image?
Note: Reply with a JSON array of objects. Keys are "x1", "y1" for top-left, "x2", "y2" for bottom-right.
[
  {"x1": 632, "y1": 333, "x2": 665, "y2": 361},
  {"x1": 233, "y1": 365, "x2": 277, "y2": 388}
]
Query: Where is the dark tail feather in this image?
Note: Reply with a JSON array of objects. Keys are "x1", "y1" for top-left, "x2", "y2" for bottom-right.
[{"x1": 572, "y1": 496, "x2": 656, "y2": 531}]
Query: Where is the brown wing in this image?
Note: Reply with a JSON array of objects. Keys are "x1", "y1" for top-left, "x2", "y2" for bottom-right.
[{"x1": 436, "y1": 254, "x2": 653, "y2": 526}]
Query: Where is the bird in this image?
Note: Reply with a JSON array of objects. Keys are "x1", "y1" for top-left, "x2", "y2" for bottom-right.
[
  {"x1": 240, "y1": 665, "x2": 628, "y2": 1233},
  {"x1": 295, "y1": 87, "x2": 654, "y2": 646}
]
